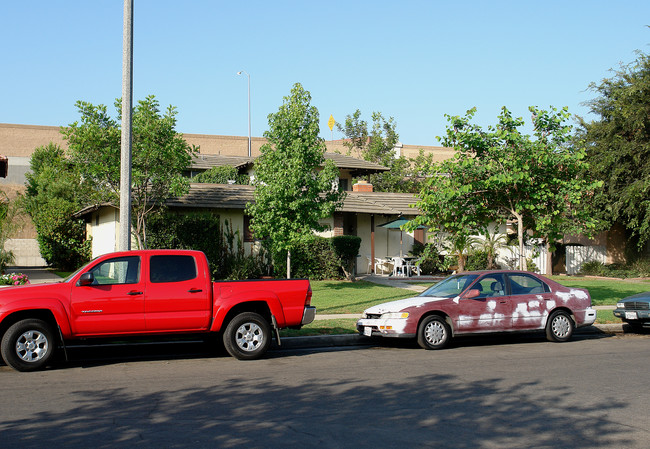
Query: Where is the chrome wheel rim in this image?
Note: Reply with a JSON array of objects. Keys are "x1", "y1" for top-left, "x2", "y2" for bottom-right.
[
  {"x1": 235, "y1": 322, "x2": 264, "y2": 352},
  {"x1": 552, "y1": 315, "x2": 571, "y2": 338},
  {"x1": 424, "y1": 321, "x2": 446, "y2": 346},
  {"x1": 15, "y1": 330, "x2": 49, "y2": 363}
]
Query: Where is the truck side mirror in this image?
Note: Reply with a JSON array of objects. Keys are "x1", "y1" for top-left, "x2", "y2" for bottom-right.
[{"x1": 78, "y1": 272, "x2": 95, "y2": 286}]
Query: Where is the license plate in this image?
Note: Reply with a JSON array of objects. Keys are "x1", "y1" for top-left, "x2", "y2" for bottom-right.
[
  {"x1": 364, "y1": 326, "x2": 373, "y2": 336},
  {"x1": 625, "y1": 311, "x2": 638, "y2": 320}
]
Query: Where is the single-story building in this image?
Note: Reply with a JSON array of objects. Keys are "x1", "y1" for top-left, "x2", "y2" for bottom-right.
[{"x1": 74, "y1": 181, "x2": 425, "y2": 275}]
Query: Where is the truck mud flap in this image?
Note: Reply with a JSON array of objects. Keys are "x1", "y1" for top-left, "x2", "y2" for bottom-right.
[
  {"x1": 57, "y1": 325, "x2": 69, "y2": 362},
  {"x1": 272, "y1": 315, "x2": 281, "y2": 347}
]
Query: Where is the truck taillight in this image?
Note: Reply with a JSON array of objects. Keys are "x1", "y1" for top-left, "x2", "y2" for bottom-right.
[{"x1": 305, "y1": 284, "x2": 312, "y2": 306}]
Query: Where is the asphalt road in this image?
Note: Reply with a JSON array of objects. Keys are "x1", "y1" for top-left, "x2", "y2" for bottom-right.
[{"x1": 1, "y1": 332, "x2": 649, "y2": 448}]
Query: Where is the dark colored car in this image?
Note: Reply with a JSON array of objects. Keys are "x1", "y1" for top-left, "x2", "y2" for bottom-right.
[
  {"x1": 357, "y1": 270, "x2": 596, "y2": 349},
  {"x1": 613, "y1": 292, "x2": 650, "y2": 331}
]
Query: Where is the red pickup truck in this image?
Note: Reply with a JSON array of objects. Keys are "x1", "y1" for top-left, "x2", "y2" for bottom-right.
[{"x1": 0, "y1": 249, "x2": 315, "y2": 371}]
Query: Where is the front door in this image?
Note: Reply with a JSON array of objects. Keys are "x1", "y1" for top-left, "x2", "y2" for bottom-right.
[
  {"x1": 70, "y1": 255, "x2": 145, "y2": 335},
  {"x1": 456, "y1": 273, "x2": 511, "y2": 332}
]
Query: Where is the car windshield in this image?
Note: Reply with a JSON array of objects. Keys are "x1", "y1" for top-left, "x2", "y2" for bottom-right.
[{"x1": 420, "y1": 274, "x2": 479, "y2": 298}]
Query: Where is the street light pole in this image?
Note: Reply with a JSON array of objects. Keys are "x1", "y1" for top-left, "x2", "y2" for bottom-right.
[
  {"x1": 119, "y1": 0, "x2": 133, "y2": 251},
  {"x1": 237, "y1": 71, "x2": 251, "y2": 157}
]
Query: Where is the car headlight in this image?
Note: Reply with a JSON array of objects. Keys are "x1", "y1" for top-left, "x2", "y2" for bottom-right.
[
  {"x1": 381, "y1": 312, "x2": 410, "y2": 319},
  {"x1": 616, "y1": 302, "x2": 625, "y2": 309}
]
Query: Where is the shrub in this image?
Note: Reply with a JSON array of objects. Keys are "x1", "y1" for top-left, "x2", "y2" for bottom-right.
[
  {"x1": 411, "y1": 242, "x2": 451, "y2": 274},
  {"x1": 0, "y1": 273, "x2": 29, "y2": 285},
  {"x1": 579, "y1": 260, "x2": 606, "y2": 276},
  {"x1": 579, "y1": 258, "x2": 650, "y2": 278},
  {"x1": 147, "y1": 211, "x2": 271, "y2": 280},
  {"x1": 465, "y1": 249, "x2": 490, "y2": 271},
  {"x1": 331, "y1": 235, "x2": 361, "y2": 280},
  {"x1": 274, "y1": 236, "x2": 341, "y2": 280}
]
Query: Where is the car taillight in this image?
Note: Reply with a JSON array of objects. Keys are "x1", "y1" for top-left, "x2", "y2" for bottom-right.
[{"x1": 305, "y1": 284, "x2": 312, "y2": 306}]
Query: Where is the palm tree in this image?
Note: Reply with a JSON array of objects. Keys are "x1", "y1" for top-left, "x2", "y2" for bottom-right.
[
  {"x1": 446, "y1": 233, "x2": 480, "y2": 272},
  {"x1": 478, "y1": 228, "x2": 508, "y2": 270}
]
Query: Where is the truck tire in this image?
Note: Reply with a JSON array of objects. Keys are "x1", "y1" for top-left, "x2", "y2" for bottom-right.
[
  {"x1": 1, "y1": 319, "x2": 56, "y2": 372},
  {"x1": 223, "y1": 312, "x2": 271, "y2": 360}
]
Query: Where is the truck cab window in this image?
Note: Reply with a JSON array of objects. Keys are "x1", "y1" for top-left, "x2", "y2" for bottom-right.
[
  {"x1": 89, "y1": 256, "x2": 140, "y2": 285},
  {"x1": 150, "y1": 255, "x2": 197, "y2": 283}
]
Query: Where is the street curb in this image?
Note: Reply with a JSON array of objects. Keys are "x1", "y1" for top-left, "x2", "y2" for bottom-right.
[{"x1": 277, "y1": 324, "x2": 628, "y2": 350}]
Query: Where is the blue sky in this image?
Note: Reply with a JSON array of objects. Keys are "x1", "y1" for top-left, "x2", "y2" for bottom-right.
[{"x1": 2, "y1": 1, "x2": 649, "y2": 146}]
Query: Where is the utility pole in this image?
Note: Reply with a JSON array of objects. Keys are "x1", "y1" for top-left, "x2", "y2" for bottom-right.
[{"x1": 119, "y1": 0, "x2": 133, "y2": 251}]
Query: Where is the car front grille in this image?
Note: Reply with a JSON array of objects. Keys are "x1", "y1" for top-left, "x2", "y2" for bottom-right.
[{"x1": 624, "y1": 302, "x2": 650, "y2": 311}]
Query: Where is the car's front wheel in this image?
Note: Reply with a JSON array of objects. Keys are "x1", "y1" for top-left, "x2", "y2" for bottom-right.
[
  {"x1": 1, "y1": 319, "x2": 56, "y2": 371},
  {"x1": 546, "y1": 310, "x2": 574, "y2": 342},
  {"x1": 223, "y1": 312, "x2": 271, "y2": 360},
  {"x1": 417, "y1": 315, "x2": 451, "y2": 350}
]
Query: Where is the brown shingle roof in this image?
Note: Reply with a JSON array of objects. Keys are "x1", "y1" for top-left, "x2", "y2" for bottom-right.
[
  {"x1": 165, "y1": 183, "x2": 256, "y2": 209},
  {"x1": 189, "y1": 152, "x2": 389, "y2": 176},
  {"x1": 165, "y1": 184, "x2": 419, "y2": 215},
  {"x1": 190, "y1": 154, "x2": 253, "y2": 170}
]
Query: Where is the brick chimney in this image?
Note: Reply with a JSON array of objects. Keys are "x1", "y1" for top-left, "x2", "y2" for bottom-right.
[{"x1": 352, "y1": 180, "x2": 373, "y2": 192}]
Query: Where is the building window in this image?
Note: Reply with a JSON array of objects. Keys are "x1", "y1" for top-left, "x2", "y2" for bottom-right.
[{"x1": 244, "y1": 215, "x2": 254, "y2": 242}]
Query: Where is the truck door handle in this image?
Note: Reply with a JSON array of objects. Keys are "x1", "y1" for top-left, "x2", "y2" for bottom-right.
[
  {"x1": 188, "y1": 289, "x2": 203, "y2": 293},
  {"x1": 127, "y1": 291, "x2": 143, "y2": 296}
]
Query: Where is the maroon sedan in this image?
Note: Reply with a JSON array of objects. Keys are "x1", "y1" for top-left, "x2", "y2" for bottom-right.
[{"x1": 357, "y1": 271, "x2": 596, "y2": 349}]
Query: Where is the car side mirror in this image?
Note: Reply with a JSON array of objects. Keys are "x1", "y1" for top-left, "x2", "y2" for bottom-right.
[
  {"x1": 464, "y1": 288, "x2": 481, "y2": 299},
  {"x1": 78, "y1": 272, "x2": 95, "y2": 286}
]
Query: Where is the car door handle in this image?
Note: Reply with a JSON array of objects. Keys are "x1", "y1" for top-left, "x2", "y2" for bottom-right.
[
  {"x1": 127, "y1": 290, "x2": 143, "y2": 296},
  {"x1": 188, "y1": 288, "x2": 203, "y2": 293}
]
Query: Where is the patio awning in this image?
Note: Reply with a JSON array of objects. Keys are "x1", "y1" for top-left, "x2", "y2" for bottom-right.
[{"x1": 378, "y1": 217, "x2": 425, "y2": 229}]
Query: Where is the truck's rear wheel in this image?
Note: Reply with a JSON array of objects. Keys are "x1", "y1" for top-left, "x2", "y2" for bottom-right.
[
  {"x1": 1, "y1": 319, "x2": 56, "y2": 372},
  {"x1": 223, "y1": 312, "x2": 271, "y2": 360}
]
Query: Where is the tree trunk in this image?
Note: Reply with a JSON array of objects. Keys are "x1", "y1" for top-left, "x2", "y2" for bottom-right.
[
  {"x1": 544, "y1": 239, "x2": 553, "y2": 276},
  {"x1": 457, "y1": 254, "x2": 466, "y2": 272},
  {"x1": 286, "y1": 249, "x2": 291, "y2": 279},
  {"x1": 513, "y1": 211, "x2": 527, "y2": 271}
]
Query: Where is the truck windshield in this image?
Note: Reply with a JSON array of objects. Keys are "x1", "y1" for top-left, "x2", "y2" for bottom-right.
[{"x1": 420, "y1": 274, "x2": 479, "y2": 298}]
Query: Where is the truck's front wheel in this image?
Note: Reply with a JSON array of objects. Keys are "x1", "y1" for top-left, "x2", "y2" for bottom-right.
[
  {"x1": 1, "y1": 319, "x2": 56, "y2": 372},
  {"x1": 223, "y1": 312, "x2": 271, "y2": 360}
]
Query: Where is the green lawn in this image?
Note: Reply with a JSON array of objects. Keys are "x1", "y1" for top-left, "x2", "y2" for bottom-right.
[
  {"x1": 548, "y1": 276, "x2": 650, "y2": 305},
  {"x1": 310, "y1": 280, "x2": 415, "y2": 314}
]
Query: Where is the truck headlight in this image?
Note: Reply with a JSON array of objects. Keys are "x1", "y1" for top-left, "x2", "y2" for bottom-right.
[
  {"x1": 616, "y1": 302, "x2": 625, "y2": 309},
  {"x1": 381, "y1": 312, "x2": 409, "y2": 319}
]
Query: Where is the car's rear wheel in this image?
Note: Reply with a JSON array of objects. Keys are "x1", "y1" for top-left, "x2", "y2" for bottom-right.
[
  {"x1": 1, "y1": 319, "x2": 56, "y2": 372},
  {"x1": 417, "y1": 315, "x2": 451, "y2": 350},
  {"x1": 546, "y1": 310, "x2": 574, "y2": 342},
  {"x1": 223, "y1": 312, "x2": 271, "y2": 360}
]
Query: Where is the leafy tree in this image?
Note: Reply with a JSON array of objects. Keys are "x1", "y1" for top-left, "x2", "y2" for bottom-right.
[
  {"x1": 23, "y1": 143, "x2": 91, "y2": 270},
  {"x1": 331, "y1": 235, "x2": 362, "y2": 280},
  {"x1": 192, "y1": 165, "x2": 249, "y2": 185},
  {"x1": 62, "y1": 95, "x2": 196, "y2": 248},
  {"x1": 578, "y1": 50, "x2": 650, "y2": 249},
  {"x1": 337, "y1": 110, "x2": 417, "y2": 192},
  {"x1": 0, "y1": 191, "x2": 17, "y2": 271},
  {"x1": 407, "y1": 106, "x2": 600, "y2": 272},
  {"x1": 246, "y1": 83, "x2": 345, "y2": 278}
]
